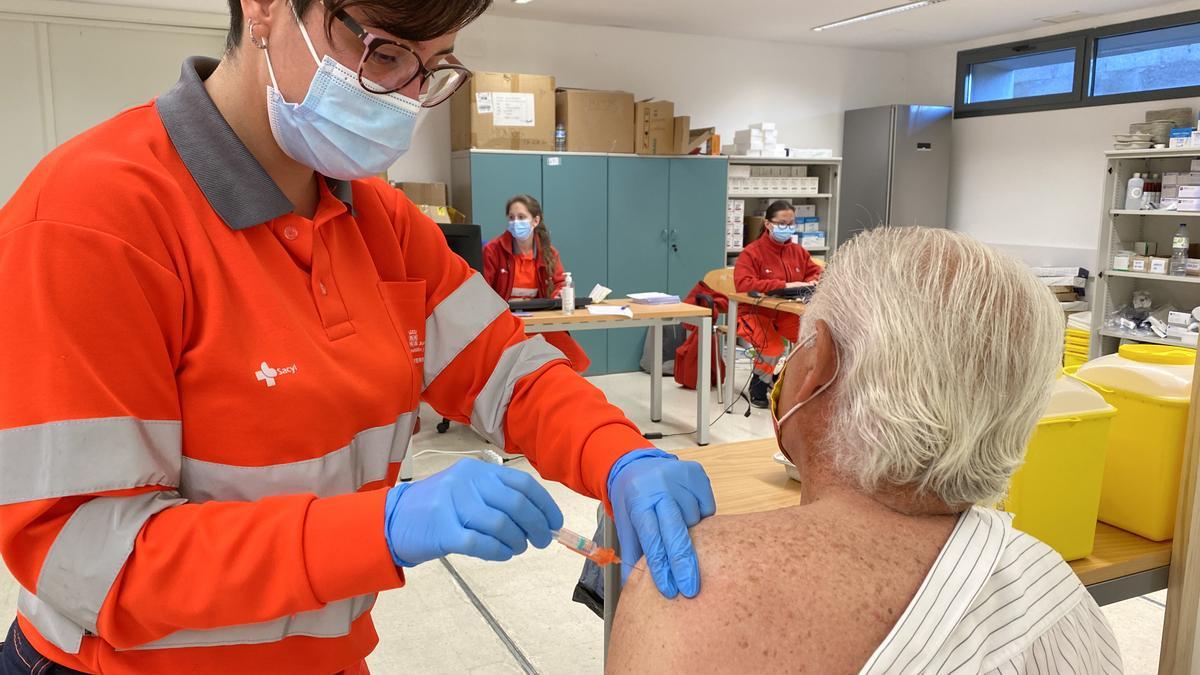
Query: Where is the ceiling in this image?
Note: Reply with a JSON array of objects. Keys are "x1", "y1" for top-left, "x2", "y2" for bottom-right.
[{"x1": 73, "y1": 0, "x2": 1184, "y2": 51}]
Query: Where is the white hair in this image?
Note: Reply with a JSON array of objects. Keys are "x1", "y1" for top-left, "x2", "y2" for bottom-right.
[{"x1": 804, "y1": 227, "x2": 1064, "y2": 506}]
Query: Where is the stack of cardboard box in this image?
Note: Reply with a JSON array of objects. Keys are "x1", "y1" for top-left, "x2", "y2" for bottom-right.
[
  {"x1": 450, "y1": 71, "x2": 711, "y2": 156},
  {"x1": 396, "y1": 181, "x2": 456, "y2": 224}
]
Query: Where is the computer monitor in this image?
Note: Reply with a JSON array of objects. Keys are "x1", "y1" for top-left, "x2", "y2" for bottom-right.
[{"x1": 439, "y1": 223, "x2": 484, "y2": 274}]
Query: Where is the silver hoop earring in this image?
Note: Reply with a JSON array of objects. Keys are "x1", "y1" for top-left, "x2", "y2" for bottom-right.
[{"x1": 247, "y1": 19, "x2": 269, "y2": 50}]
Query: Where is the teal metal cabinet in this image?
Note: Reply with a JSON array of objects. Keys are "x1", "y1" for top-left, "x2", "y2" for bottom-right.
[
  {"x1": 606, "y1": 157, "x2": 670, "y2": 374},
  {"x1": 452, "y1": 151, "x2": 727, "y2": 374},
  {"x1": 541, "y1": 155, "x2": 609, "y2": 375},
  {"x1": 468, "y1": 153, "x2": 542, "y2": 242},
  {"x1": 668, "y1": 158, "x2": 727, "y2": 297}
]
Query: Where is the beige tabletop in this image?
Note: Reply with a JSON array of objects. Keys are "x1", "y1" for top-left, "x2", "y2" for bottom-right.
[
  {"x1": 674, "y1": 438, "x2": 1173, "y2": 588},
  {"x1": 519, "y1": 299, "x2": 712, "y2": 327},
  {"x1": 725, "y1": 291, "x2": 808, "y2": 317}
]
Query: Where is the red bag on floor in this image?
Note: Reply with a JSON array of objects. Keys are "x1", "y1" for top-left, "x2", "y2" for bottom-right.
[{"x1": 673, "y1": 281, "x2": 727, "y2": 390}]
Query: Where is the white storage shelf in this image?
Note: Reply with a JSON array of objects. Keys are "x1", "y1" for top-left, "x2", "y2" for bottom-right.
[
  {"x1": 725, "y1": 158, "x2": 841, "y2": 257},
  {"x1": 1092, "y1": 149, "x2": 1200, "y2": 358},
  {"x1": 1111, "y1": 209, "x2": 1200, "y2": 217},
  {"x1": 1107, "y1": 270, "x2": 1200, "y2": 284}
]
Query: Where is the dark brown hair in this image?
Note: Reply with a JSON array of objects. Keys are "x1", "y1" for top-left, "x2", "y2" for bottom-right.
[
  {"x1": 506, "y1": 195, "x2": 557, "y2": 298},
  {"x1": 766, "y1": 200, "x2": 797, "y2": 222},
  {"x1": 226, "y1": 0, "x2": 492, "y2": 53}
]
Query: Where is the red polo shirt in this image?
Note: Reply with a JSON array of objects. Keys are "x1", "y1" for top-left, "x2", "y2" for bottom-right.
[{"x1": 0, "y1": 57, "x2": 646, "y2": 674}]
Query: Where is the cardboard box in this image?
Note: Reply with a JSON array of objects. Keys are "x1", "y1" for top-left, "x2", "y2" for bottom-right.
[
  {"x1": 397, "y1": 181, "x2": 447, "y2": 207},
  {"x1": 417, "y1": 205, "x2": 453, "y2": 224},
  {"x1": 673, "y1": 116, "x2": 691, "y2": 155},
  {"x1": 1150, "y1": 257, "x2": 1171, "y2": 274},
  {"x1": 1112, "y1": 253, "x2": 1131, "y2": 271},
  {"x1": 744, "y1": 216, "x2": 766, "y2": 244},
  {"x1": 555, "y1": 89, "x2": 635, "y2": 153},
  {"x1": 1130, "y1": 256, "x2": 1150, "y2": 273},
  {"x1": 1180, "y1": 173, "x2": 1200, "y2": 186},
  {"x1": 451, "y1": 71, "x2": 556, "y2": 151},
  {"x1": 635, "y1": 100, "x2": 675, "y2": 155},
  {"x1": 794, "y1": 204, "x2": 817, "y2": 218}
]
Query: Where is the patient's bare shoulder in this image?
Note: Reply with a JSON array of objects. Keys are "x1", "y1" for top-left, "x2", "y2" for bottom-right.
[
  {"x1": 607, "y1": 511, "x2": 822, "y2": 674},
  {"x1": 606, "y1": 507, "x2": 945, "y2": 674}
]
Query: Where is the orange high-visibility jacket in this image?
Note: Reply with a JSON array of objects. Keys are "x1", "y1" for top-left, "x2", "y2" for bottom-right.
[{"x1": 0, "y1": 57, "x2": 647, "y2": 675}]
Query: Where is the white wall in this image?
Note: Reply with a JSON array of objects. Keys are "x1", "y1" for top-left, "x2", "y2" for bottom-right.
[
  {"x1": 905, "y1": 0, "x2": 1200, "y2": 269},
  {"x1": 390, "y1": 13, "x2": 913, "y2": 185},
  {"x1": 0, "y1": 6, "x2": 225, "y2": 203}
]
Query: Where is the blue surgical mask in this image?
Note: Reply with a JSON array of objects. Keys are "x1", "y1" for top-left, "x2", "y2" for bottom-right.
[
  {"x1": 770, "y1": 224, "x2": 797, "y2": 244},
  {"x1": 264, "y1": 5, "x2": 420, "y2": 180},
  {"x1": 508, "y1": 219, "x2": 534, "y2": 241}
]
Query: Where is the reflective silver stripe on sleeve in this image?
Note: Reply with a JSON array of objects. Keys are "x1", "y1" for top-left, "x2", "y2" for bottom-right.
[
  {"x1": 0, "y1": 417, "x2": 181, "y2": 505},
  {"x1": 128, "y1": 593, "x2": 376, "y2": 650},
  {"x1": 18, "y1": 589, "x2": 86, "y2": 654},
  {"x1": 19, "y1": 589, "x2": 376, "y2": 653},
  {"x1": 36, "y1": 491, "x2": 185, "y2": 635},
  {"x1": 423, "y1": 273, "x2": 508, "y2": 387},
  {"x1": 470, "y1": 336, "x2": 566, "y2": 449},
  {"x1": 180, "y1": 412, "x2": 416, "y2": 503}
]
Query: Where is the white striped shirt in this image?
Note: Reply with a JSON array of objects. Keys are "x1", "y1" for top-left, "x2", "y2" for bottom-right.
[{"x1": 860, "y1": 507, "x2": 1123, "y2": 674}]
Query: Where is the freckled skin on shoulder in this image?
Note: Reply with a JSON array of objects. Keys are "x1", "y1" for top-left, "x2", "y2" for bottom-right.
[{"x1": 606, "y1": 508, "x2": 954, "y2": 674}]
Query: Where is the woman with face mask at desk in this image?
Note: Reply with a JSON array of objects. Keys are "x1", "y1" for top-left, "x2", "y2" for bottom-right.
[
  {"x1": 483, "y1": 195, "x2": 591, "y2": 373},
  {"x1": 734, "y1": 200, "x2": 824, "y2": 408}
]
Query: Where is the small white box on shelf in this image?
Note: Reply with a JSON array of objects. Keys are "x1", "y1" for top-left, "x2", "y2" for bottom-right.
[
  {"x1": 1112, "y1": 253, "x2": 1131, "y2": 271},
  {"x1": 729, "y1": 165, "x2": 751, "y2": 178},
  {"x1": 1164, "y1": 173, "x2": 1181, "y2": 187},
  {"x1": 1150, "y1": 257, "x2": 1171, "y2": 274},
  {"x1": 1164, "y1": 186, "x2": 1180, "y2": 199},
  {"x1": 1179, "y1": 185, "x2": 1200, "y2": 199},
  {"x1": 1169, "y1": 311, "x2": 1192, "y2": 327},
  {"x1": 1191, "y1": 160, "x2": 1200, "y2": 172},
  {"x1": 1180, "y1": 173, "x2": 1200, "y2": 186},
  {"x1": 1179, "y1": 199, "x2": 1200, "y2": 211},
  {"x1": 794, "y1": 204, "x2": 816, "y2": 217}
]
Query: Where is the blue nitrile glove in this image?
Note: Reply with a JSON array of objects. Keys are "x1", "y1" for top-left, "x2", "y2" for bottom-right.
[
  {"x1": 608, "y1": 449, "x2": 716, "y2": 598},
  {"x1": 384, "y1": 458, "x2": 564, "y2": 566}
]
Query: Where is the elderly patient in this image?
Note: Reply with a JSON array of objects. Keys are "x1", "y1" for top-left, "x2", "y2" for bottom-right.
[{"x1": 608, "y1": 228, "x2": 1122, "y2": 674}]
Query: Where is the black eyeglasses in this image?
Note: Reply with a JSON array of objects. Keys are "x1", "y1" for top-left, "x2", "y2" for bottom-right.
[{"x1": 330, "y1": 6, "x2": 472, "y2": 107}]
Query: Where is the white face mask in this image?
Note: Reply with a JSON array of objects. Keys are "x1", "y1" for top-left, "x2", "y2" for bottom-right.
[{"x1": 263, "y1": 3, "x2": 421, "y2": 180}]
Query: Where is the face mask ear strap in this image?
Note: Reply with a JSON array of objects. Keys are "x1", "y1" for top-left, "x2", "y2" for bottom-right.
[
  {"x1": 289, "y1": 0, "x2": 323, "y2": 65},
  {"x1": 775, "y1": 333, "x2": 840, "y2": 427}
]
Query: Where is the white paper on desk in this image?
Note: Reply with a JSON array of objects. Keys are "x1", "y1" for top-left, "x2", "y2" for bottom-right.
[
  {"x1": 587, "y1": 305, "x2": 633, "y2": 318},
  {"x1": 589, "y1": 284, "x2": 612, "y2": 303}
]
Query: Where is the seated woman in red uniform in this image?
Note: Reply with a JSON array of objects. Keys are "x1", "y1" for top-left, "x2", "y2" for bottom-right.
[
  {"x1": 483, "y1": 195, "x2": 591, "y2": 373},
  {"x1": 734, "y1": 200, "x2": 823, "y2": 407}
]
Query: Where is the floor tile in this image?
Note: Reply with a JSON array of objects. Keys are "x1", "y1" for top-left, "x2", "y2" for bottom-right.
[{"x1": 1102, "y1": 596, "x2": 1164, "y2": 674}]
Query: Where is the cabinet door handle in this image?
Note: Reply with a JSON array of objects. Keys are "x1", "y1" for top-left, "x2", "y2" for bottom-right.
[
  {"x1": 670, "y1": 229, "x2": 679, "y2": 252},
  {"x1": 661, "y1": 229, "x2": 669, "y2": 242}
]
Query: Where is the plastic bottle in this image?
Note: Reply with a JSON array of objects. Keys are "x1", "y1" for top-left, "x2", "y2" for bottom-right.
[
  {"x1": 1142, "y1": 173, "x2": 1160, "y2": 210},
  {"x1": 562, "y1": 272, "x2": 575, "y2": 315},
  {"x1": 1125, "y1": 173, "x2": 1145, "y2": 210},
  {"x1": 1171, "y1": 224, "x2": 1190, "y2": 276},
  {"x1": 555, "y1": 123, "x2": 567, "y2": 152}
]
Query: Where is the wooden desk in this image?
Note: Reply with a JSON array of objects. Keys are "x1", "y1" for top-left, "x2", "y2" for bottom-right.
[
  {"x1": 600, "y1": 437, "x2": 1174, "y2": 652},
  {"x1": 520, "y1": 300, "x2": 714, "y2": 445},
  {"x1": 723, "y1": 292, "x2": 808, "y2": 405},
  {"x1": 675, "y1": 438, "x2": 1172, "y2": 600}
]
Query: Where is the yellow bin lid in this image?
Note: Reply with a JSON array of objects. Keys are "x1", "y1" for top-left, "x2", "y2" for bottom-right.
[
  {"x1": 1076, "y1": 345, "x2": 1194, "y2": 400},
  {"x1": 1043, "y1": 374, "x2": 1115, "y2": 418}
]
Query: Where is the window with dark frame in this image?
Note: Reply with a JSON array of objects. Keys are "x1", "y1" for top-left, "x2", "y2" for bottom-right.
[{"x1": 955, "y1": 9, "x2": 1200, "y2": 118}]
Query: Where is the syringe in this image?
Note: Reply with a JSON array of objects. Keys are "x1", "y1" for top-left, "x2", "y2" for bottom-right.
[{"x1": 551, "y1": 528, "x2": 621, "y2": 567}]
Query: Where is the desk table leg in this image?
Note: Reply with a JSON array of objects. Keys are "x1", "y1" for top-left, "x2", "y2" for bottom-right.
[
  {"x1": 697, "y1": 315, "x2": 711, "y2": 446},
  {"x1": 724, "y1": 300, "x2": 738, "y2": 407},
  {"x1": 602, "y1": 514, "x2": 621, "y2": 661},
  {"x1": 650, "y1": 324, "x2": 663, "y2": 423}
]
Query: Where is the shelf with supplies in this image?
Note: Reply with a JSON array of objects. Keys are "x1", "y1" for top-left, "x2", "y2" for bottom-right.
[
  {"x1": 1093, "y1": 150, "x2": 1200, "y2": 359},
  {"x1": 729, "y1": 193, "x2": 832, "y2": 199},
  {"x1": 1099, "y1": 328, "x2": 1198, "y2": 349},
  {"x1": 1106, "y1": 270, "x2": 1200, "y2": 284},
  {"x1": 1111, "y1": 209, "x2": 1200, "y2": 217},
  {"x1": 724, "y1": 157, "x2": 841, "y2": 258},
  {"x1": 1106, "y1": 147, "x2": 1200, "y2": 159}
]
